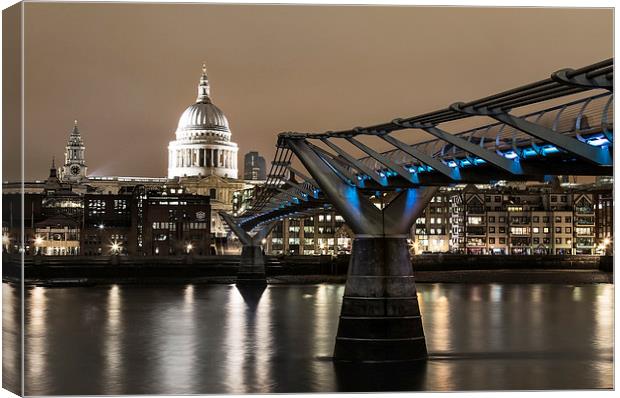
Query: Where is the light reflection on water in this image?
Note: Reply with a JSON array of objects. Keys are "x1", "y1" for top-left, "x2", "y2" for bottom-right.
[
  {"x1": 103, "y1": 285, "x2": 122, "y2": 394},
  {"x1": 3, "y1": 282, "x2": 613, "y2": 394},
  {"x1": 26, "y1": 287, "x2": 48, "y2": 392},
  {"x1": 2, "y1": 282, "x2": 21, "y2": 394}
]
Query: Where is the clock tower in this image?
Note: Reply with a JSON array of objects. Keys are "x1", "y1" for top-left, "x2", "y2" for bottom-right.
[{"x1": 60, "y1": 120, "x2": 88, "y2": 183}]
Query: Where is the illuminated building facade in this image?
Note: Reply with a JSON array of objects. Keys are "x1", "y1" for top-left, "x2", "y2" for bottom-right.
[
  {"x1": 259, "y1": 182, "x2": 613, "y2": 257},
  {"x1": 262, "y1": 212, "x2": 352, "y2": 256},
  {"x1": 446, "y1": 185, "x2": 604, "y2": 255},
  {"x1": 140, "y1": 187, "x2": 212, "y2": 256},
  {"x1": 2, "y1": 173, "x2": 211, "y2": 256}
]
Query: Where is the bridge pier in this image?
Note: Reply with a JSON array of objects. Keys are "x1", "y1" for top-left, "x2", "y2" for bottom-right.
[
  {"x1": 335, "y1": 236, "x2": 426, "y2": 362},
  {"x1": 219, "y1": 212, "x2": 275, "y2": 285},
  {"x1": 237, "y1": 245, "x2": 267, "y2": 285},
  {"x1": 287, "y1": 138, "x2": 437, "y2": 362}
]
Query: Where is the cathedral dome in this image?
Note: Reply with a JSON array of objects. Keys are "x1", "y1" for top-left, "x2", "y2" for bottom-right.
[
  {"x1": 174, "y1": 64, "x2": 231, "y2": 140},
  {"x1": 168, "y1": 63, "x2": 239, "y2": 180},
  {"x1": 176, "y1": 101, "x2": 230, "y2": 134}
]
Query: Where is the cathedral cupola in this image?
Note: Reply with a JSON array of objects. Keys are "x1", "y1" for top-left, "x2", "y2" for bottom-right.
[{"x1": 168, "y1": 63, "x2": 239, "y2": 179}]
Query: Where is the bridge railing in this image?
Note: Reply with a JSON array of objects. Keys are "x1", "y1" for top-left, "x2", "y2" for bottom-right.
[{"x1": 356, "y1": 92, "x2": 612, "y2": 172}]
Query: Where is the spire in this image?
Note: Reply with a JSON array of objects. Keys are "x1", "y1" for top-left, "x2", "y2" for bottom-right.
[
  {"x1": 49, "y1": 156, "x2": 57, "y2": 179},
  {"x1": 67, "y1": 119, "x2": 84, "y2": 147},
  {"x1": 196, "y1": 62, "x2": 211, "y2": 102}
]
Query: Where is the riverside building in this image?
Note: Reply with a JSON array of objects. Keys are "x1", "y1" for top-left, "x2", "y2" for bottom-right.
[
  {"x1": 4, "y1": 158, "x2": 612, "y2": 256},
  {"x1": 259, "y1": 181, "x2": 613, "y2": 257},
  {"x1": 3, "y1": 64, "x2": 253, "y2": 243},
  {"x1": 2, "y1": 166, "x2": 211, "y2": 256}
]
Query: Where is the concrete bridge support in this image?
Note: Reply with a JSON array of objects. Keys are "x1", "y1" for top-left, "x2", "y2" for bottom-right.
[
  {"x1": 288, "y1": 139, "x2": 438, "y2": 362},
  {"x1": 219, "y1": 212, "x2": 275, "y2": 285}
]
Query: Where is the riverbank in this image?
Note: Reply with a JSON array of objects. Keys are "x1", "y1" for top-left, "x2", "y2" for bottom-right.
[
  {"x1": 4, "y1": 270, "x2": 612, "y2": 287},
  {"x1": 2, "y1": 254, "x2": 613, "y2": 286},
  {"x1": 273, "y1": 270, "x2": 613, "y2": 284}
]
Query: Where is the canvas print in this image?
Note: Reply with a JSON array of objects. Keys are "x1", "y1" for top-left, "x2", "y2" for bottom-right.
[{"x1": 1, "y1": 1, "x2": 614, "y2": 395}]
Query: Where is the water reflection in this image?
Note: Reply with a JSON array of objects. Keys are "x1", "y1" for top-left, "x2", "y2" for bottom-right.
[
  {"x1": 334, "y1": 360, "x2": 428, "y2": 391},
  {"x1": 103, "y1": 285, "x2": 123, "y2": 394},
  {"x1": 25, "y1": 287, "x2": 48, "y2": 393},
  {"x1": 223, "y1": 286, "x2": 249, "y2": 393},
  {"x1": 254, "y1": 287, "x2": 272, "y2": 392},
  {"x1": 222, "y1": 284, "x2": 274, "y2": 393},
  {"x1": 8, "y1": 282, "x2": 613, "y2": 394},
  {"x1": 236, "y1": 284, "x2": 266, "y2": 310},
  {"x1": 149, "y1": 285, "x2": 199, "y2": 393},
  {"x1": 311, "y1": 284, "x2": 340, "y2": 389},
  {"x1": 593, "y1": 285, "x2": 614, "y2": 388},
  {"x1": 2, "y1": 282, "x2": 21, "y2": 394}
]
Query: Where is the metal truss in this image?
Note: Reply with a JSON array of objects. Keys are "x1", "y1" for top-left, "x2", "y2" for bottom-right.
[{"x1": 231, "y1": 59, "x2": 613, "y2": 231}]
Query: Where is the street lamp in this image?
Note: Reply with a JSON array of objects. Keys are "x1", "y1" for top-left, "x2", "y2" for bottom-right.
[
  {"x1": 110, "y1": 241, "x2": 121, "y2": 255},
  {"x1": 599, "y1": 238, "x2": 612, "y2": 256},
  {"x1": 34, "y1": 236, "x2": 44, "y2": 255},
  {"x1": 186, "y1": 243, "x2": 193, "y2": 254},
  {"x1": 2, "y1": 234, "x2": 9, "y2": 252}
]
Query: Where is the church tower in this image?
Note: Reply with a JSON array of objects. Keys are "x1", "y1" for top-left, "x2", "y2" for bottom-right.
[{"x1": 60, "y1": 120, "x2": 88, "y2": 183}]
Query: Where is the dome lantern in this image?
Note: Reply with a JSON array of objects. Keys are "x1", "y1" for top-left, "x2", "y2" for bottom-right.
[{"x1": 197, "y1": 63, "x2": 211, "y2": 102}]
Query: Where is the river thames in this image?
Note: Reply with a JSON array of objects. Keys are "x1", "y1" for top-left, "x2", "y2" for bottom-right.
[{"x1": 2, "y1": 282, "x2": 613, "y2": 394}]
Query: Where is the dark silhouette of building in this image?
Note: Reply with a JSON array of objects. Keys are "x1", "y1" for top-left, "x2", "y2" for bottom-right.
[
  {"x1": 243, "y1": 151, "x2": 266, "y2": 181},
  {"x1": 2, "y1": 180, "x2": 211, "y2": 256}
]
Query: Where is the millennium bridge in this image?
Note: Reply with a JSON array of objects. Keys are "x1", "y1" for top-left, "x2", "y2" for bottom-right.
[{"x1": 221, "y1": 58, "x2": 614, "y2": 363}]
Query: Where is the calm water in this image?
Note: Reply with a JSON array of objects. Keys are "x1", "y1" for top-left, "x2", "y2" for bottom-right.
[{"x1": 2, "y1": 282, "x2": 614, "y2": 394}]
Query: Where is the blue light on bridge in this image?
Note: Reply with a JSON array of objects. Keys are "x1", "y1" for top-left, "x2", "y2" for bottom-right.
[
  {"x1": 352, "y1": 132, "x2": 611, "y2": 185},
  {"x1": 542, "y1": 146, "x2": 560, "y2": 155},
  {"x1": 587, "y1": 136, "x2": 611, "y2": 147}
]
